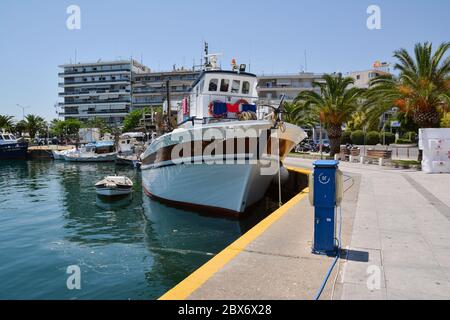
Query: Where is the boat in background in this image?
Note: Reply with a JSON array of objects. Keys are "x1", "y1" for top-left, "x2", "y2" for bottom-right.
[
  {"x1": 116, "y1": 154, "x2": 141, "y2": 168},
  {"x1": 52, "y1": 147, "x2": 76, "y2": 160},
  {"x1": 0, "y1": 132, "x2": 28, "y2": 160},
  {"x1": 64, "y1": 141, "x2": 117, "y2": 162},
  {"x1": 116, "y1": 132, "x2": 146, "y2": 168},
  {"x1": 95, "y1": 176, "x2": 133, "y2": 196}
]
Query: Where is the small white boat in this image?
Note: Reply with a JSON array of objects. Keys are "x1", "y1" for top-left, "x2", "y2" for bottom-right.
[
  {"x1": 52, "y1": 148, "x2": 77, "y2": 160},
  {"x1": 64, "y1": 141, "x2": 117, "y2": 162},
  {"x1": 95, "y1": 176, "x2": 133, "y2": 196}
]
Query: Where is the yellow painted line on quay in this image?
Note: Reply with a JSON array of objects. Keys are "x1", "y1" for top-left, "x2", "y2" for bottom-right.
[{"x1": 159, "y1": 167, "x2": 311, "y2": 300}]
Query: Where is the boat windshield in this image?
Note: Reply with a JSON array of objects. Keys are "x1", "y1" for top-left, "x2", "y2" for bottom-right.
[
  {"x1": 1, "y1": 134, "x2": 12, "y2": 141},
  {"x1": 0, "y1": 135, "x2": 3, "y2": 141}
]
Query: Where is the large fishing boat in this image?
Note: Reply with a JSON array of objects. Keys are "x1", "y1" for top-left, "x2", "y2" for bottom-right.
[
  {"x1": 0, "y1": 132, "x2": 28, "y2": 160},
  {"x1": 140, "y1": 53, "x2": 307, "y2": 216}
]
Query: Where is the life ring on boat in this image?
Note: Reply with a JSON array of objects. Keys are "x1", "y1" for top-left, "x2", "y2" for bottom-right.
[
  {"x1": 234, "y1": 99, "x2": 249, "y2": 113},
  {"x1": 208, "y1": 100, "x2": 226, "y2": 118}
]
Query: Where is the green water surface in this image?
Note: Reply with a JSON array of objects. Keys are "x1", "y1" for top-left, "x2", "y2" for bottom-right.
[{"x1": 0, "y1": 160, "x2": 270, "y2": 300}]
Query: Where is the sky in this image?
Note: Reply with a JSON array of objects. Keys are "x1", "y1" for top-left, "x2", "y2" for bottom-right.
[{"x1": 0, "y1": 0, "x2": 449, "y2": 121}]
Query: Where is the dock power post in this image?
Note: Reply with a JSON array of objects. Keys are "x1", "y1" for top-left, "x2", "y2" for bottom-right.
[{"x1": 309, "y1": 160, "x2": 343, "y2": 256}]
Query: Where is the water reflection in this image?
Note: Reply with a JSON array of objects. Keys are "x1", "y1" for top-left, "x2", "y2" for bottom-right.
[
  {"x1": 0, "y1": 160, "x2": 280, "y2": 299},
  {"x1": 95, "y1": 194, "x2": 133, "y2": 210}
]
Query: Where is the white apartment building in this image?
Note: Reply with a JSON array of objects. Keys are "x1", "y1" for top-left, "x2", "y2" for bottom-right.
[
  {"x1": 132, "y1": 69, "x2": 200, "y2": 109},
  {"x1": 257, "y1": 72, "x2": 324, "y2": 103},
  {"x1": 58, "y1": 60, "x2": 149, "y2": 125},
  {"x1": 347, "y1": 68, "x2": 391, "y2": 89}
]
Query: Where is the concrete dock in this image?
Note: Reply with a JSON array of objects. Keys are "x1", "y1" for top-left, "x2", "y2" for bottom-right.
[
  {"x1": 27, "y1": 145, "x2": 73, "y2": 159},
  {"x1": 160, "y1": 158, "x2": 450, "y2": 300}
]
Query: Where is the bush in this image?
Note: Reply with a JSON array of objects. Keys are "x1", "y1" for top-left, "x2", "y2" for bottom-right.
[
  {"x1": 340, "y1": 131, "x2": 352, "y2": 144},
  {"x1": 441, "y1": 112, "x2": 450, "y2": 128},
  {"x1": 404, "y1": 131, "x2": 417, "y2": 141},
  {"x1": 350, "y1": 130, "x2": 365, "y2": 145},
  {"x1": 366, "y1": 131, "x2": 380, "y2": 145},
  {"x1": 380, "y1": 132, "x2": 395, "y2": 145},
  {"x1": 396, "y1": 138, "x2": 413, "y2": 144}
]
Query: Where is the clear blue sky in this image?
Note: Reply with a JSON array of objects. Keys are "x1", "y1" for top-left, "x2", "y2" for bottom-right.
[{"x1": 0, "y1": 0, "x2": 449, "y2": 121}]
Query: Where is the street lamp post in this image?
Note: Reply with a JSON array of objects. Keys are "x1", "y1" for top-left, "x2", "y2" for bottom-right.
[{"x1": 16, "y1": 104, "x2": 30, "y2": 120}]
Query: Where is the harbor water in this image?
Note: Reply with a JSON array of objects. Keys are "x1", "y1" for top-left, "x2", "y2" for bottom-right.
[{"x1": 0, "y1": 160, "x2": 278, "y2": 299}]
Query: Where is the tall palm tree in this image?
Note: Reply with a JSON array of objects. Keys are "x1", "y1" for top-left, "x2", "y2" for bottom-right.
[
  {"x1": 294, "y1": 74, "x2": 365, "y2": 156},
  {"x1": 366, "y1": 42, "x2": 450, "y2": 128},
  {"x1": 0, "y1": 115, "x2": 14, "y2": 131},
  {"x1": 282, "y1": 101, "x2": 318, "y2": 129},
  {"x1": 24, "y1": 114, "x2": 46, "y2": 139}
]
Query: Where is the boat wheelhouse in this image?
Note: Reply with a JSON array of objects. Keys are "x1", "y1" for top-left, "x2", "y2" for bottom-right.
[{"x1": 177, "y1": 69, "x2": 259, "y2": 126}]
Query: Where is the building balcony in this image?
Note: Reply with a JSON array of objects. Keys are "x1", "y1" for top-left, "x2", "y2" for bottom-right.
[
  {"x1": 58, "y1": 69, "x2": 131, "y2": 77},
  {"x1": 132, "y1": 88, "x2": 189, "y2": 95},
  {"x1": 60, "y1": 109, "x2": 129, "y2": 116},
  {"x1": 59, "y1": 100, "x2": 131, "y2": 106},
  {"x1": 257, "y1": 85, "x2": 314, "y2": 91},
  {"x1": 58, "y1": 79, "x2": 130, "y2": 87},
  {"x1": 59, "y1": 90, "x2": 131, "y2": 97}
]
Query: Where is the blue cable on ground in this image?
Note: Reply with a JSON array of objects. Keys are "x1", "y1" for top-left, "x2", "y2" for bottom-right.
[{"x1": 313, "y1": 206, "x2": 342, "y2": 300}]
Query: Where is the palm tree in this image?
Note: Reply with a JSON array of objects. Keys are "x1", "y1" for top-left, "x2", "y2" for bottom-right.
[
  {"x1": 24, "y1": 114, "x2": 46, "y2": 139},
  {"x1": 282, "y1": 101, "x2": 318, "y2": 128},
  {"x1": 0, "y1": 115, "x2": 14, "y2": 131},
  {"x1": 14, "y1": 120, "x2": 28, "y2": 137},
  {"x1": 294, "y1": 74, "x2": 365, "y2": 156},
  {"x1": 366, "y1": 42, "x2": 450, "y2": 129}
]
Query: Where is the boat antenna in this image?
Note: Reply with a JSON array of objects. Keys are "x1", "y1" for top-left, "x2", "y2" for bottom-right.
[
  {"x1": 204, "y1": 41, "x2": 209, "y2": 69},
  {"x1": 304, "y1": 49, "x2": 308, "y2": 72}
]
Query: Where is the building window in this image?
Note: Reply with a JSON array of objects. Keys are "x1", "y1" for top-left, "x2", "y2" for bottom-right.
[
  {"x1": 208, "y1": 79, "x2": 218, "y2": 92},
  {"x1": 231, "y1": 80, "x2": 241, "y2": 93},
  {"x1": 220, "y1": 79, "x2": 230, "y2": 92},
  {"x1": 242, "y1": 81, "x2": 250, "y2": 94},
  {"x1": 356, "y1": 75, "x2": 361, "y2": 80}
]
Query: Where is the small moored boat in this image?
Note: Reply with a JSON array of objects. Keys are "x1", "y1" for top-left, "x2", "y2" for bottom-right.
[
  {"x1": 64, "y1": 141, "x2": 117, "y2": 162},
  {"x1": 95, "y1": 176, "x2": 133, "y2": 196},
  {"x1": 0, "y1": 132, "x2": 28, "y2": 160}
]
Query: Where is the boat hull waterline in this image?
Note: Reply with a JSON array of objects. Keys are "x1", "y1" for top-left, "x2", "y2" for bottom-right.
[{"x1": 64, "y1": 153, "x2": 117, "y2": 162}]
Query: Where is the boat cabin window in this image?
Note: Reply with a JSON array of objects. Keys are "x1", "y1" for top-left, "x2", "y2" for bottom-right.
[
  {"x1": 220, "y1": 79, "x2": 230, "y2": 92},
  {"x1": 208, "y1": 79, "x2": 218, "y2": 92},
  {"x1": 242, "y1": 81, "x2": 250, "y2": 94},
  {"x1": 231, "y1": 80, "x2": 241, "y2": 93},
  {"x1": 199, "y1": 80, "x2": 204, "y2": 94}
]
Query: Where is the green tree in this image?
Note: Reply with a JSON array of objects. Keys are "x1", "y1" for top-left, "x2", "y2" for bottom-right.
[
  {"x1": 0, "y1": 115, "x2": 14, "y2": 131},
  {"x1": 294, "y1": 74, "x2": 365, "y2": 156},
  {"x1": 123, "y1": 108, "x2": 150, "y2": 132},
  {"x1": 83, "y1": 118, "x2": 108, "y2": 134},
  {"x1": 366, "y1": 42, "x2": 450, "y2": 128},
  {"x1": 282, "y1": 101, "x2": 318, "y2": 129},
  {"x1": 14, "y1": 120, "x2": 28, "y2": 136},
  {"x1": 50, "y1": 119, "x2": 82, "y2": 141},
  {"x1": 441, "y1": 112, "x2": 450, "y2": 128},
  {"x1": 24, "y1": 114, "x2": 46, "y2": 139}
]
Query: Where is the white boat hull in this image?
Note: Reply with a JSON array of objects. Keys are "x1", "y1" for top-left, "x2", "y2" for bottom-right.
[
  {"x1": 140, "y1": 120, "x2": 307, "y2": 215},
  {"x1": 142, "y1": 161, "x2": 275, "y2": 215},
  {"x1": 64, "y1": 153, "x2": 117, "y2": 162},
  {"x1": 96, "y1": 187, "x2": 132, "y2": 196}
]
